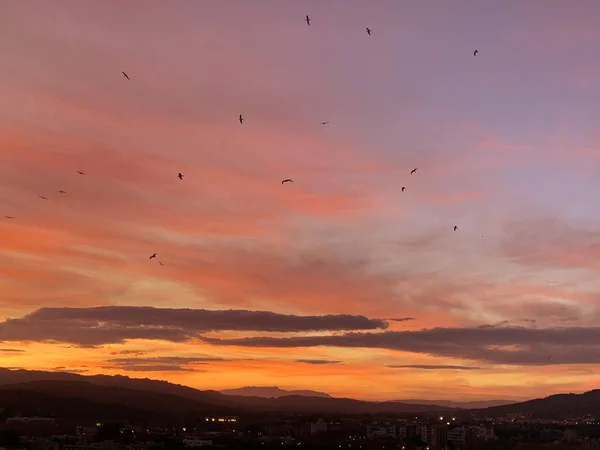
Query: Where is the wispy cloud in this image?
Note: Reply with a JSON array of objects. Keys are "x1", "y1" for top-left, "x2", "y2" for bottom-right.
[
  {"x1": 109, "y1": 364, "x2": 199, "y2": 372},
  {"x1": 109, "y1": 349, "x2": 148, "y2": 356},
  {"x1": 479, "y1": 319, "x2": 537, "y2": 329},
  {"x1": 294, "y1": 359, "x2": 342, "y2": 365},
  {"x1": 105, "y1": 356, "x2": 226, "y2": 372},
  {"x1": 51, "y1": 366, "x2": 88, "y2": 374},
  {"x1": 387, "y1": 365, "x2": 483, "y2": 371}
]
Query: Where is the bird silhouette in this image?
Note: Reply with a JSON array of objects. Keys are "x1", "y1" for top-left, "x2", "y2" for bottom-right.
[
  {"x1": 401, "y1": 187, "x2": 406, "y2": 192},
  {"x1": 474, "y1": 50, "x2": 478, "y2": 56},
  {"x1": 366, "y1": 28, "x2": 372, "y2": 35},
  {"x1": 58, "y1": 190, "x2": 66, "y2": 194},
  {"x1": 306, "y1": 15, "x2": 310, "y2": 25},
  {"x1": 38, "y1": 196, "x2": 48, "y2": 200},
  {"x1": 149, "y1": 254, "x2": 157, "y2": 260},
  {"x1": 5, "y1": 216, "x2": 14, "y2": 219},
  {"x1": 239, "y1": 114, "x2": 243, "y2": 124},
  {"x1": 77, "y1": 171, "x2": 85, "y2": 175},
  {"x1": 282, "y1": 179, "x2": 294, "y2": 184},
  {"x1": 454, "y1": 226, "x2": 458, "y2": 231},
  {"x1": 178, "y1": 172, "x2": 184, "y2": 180},
  {"x1": 159, "y1": 261, "x2": 164, "y2": 266},
  {"x1": 321, "y1": 121, "x2": 329, "y2": 125},
  {"x1": 410, "y1": 168, "x2": 417, "y2": 174},
  {"x1": 122, "y1": 71, "x2": 130, "y2": 80}
]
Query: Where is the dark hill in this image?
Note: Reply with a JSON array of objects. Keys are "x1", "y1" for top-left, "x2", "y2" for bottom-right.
[
  {"x1": 483, "y1": 390, "x2": 600, "y2": 419},
  {"x1": 0, "y1": 368, "x2": 454, "y2": 416}
]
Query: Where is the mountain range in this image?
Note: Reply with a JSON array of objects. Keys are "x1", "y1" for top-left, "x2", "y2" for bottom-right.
[
  {"x1": 394, "y1": 399, "x2": 518, "y2": 409},
  {"x1": 219, "y1": 386, "x2": 331, "y2": 398},
  {"x1": 0, "y1": 368, "x2": 454, "y2": 417},
  {"x1": 0, "y1": 368, "x2": 597, "y2": 420}
]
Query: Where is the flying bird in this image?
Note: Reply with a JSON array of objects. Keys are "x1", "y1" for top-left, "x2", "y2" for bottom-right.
[
  {"x1": 321, "y1": 121, "x2": 329, "y2": 125},
  {"x1": 454, "y1": 226, "x2": 458, "y2": 231},
  {"x1": 77, "y1": 171, "x2": 85, "y2": 175},
  {"x1": 58, "y1": 190, "x2": 66, "y2": 194},
  {"x1": 122, "y1": 71, "x2": 130, "y2": 80},
  {"x1": 38, "y1": 196, "x2": 48, "y2": 200},
  {"x1": 401, "y1": 187, "x2": 406, "y2": 192},
  {"x1": 410, "y1": 168, "x2": 417, "y2": 174},
  {"x1": 474, "y1": 49, "x2": 478, "y2": 56},
  {"x1": 306, "y1": 15, "x2": 310, "y2": 25},
  {"x1": 239, "y1": 114, "x2": 243, "y2": 124},
  {"x1": 149, "y1": 254, "x2": 157, "y2": 260},
  {"x1": 159, "y1": 261, "x2": 164, "y2": 266},
  {"x1": 178, "y1": 172, "x2": 184, "y2": 180},
  {"x1": 5, "y1": 216, "x2": 14, "y2": 219},
  {"x1": 282, "y1": 179, "x2": 294, "y2": 184},
  {"x1": 366, "y1": 28, "x2": 372, "y2": 35}
]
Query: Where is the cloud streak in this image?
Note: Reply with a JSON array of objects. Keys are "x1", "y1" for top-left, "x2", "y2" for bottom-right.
[
  {"x1": 105, "y1": 356, "x2": 226, "y2": 372},
  {"x1": 202, "y1": 326, "x2": 600, "y2": 365},
  {"x1": 294, "y1": 359, "x2": 342, "y2": 365},
  {"x1": 387, "y1": 365, "x2": 483, "y2": 371},
  {"x1": 0, "y1": 306, "x2": 388, "y2": 346}
]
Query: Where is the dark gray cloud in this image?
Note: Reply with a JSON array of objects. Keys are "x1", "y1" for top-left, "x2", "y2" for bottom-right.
[
  {"x1": 201, "y1": 326, "x2": 600, "y2": 365},
  {"x1": 0, "y1": 348, "x2": 25, "y2": 353},
  {"x1": 294, "y1": 359, "x2": 342, "y2": 365},
  {"x1": 387, "y1": 364, "x2": 483, "y2": 370},
  {"x1": 0, "y1": 306, "x2": 387, "y2": 347},
  {"x1": 105, "y1": 356, "x2": 222, "y2": 372},
  {"x1": 388, "y1": 317, "x2": 416, "y2": 322}
]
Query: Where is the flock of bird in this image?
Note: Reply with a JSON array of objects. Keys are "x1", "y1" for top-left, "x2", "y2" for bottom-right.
[{"x1": 4, "y1": 15, "x2": 481, "y2": 264}]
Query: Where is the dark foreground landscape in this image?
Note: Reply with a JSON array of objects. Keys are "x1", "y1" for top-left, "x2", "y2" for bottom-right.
[{"x1": 1, "y1": 368, "x2": 600, "y2": 449}]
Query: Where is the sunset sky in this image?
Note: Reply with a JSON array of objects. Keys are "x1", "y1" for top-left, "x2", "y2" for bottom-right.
[{"x1": 1, "y1": 0, "x2": 600, "y2": 402}]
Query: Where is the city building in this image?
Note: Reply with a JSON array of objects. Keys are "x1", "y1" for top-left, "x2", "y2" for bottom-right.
[
  {"x1": 310, "y1": 419, "x2": 327, "y2": 435},
  {"x1": 430, "y1": 424, "x2": 448, "y2": 448},
  {"x1": 366, "y1": 421, "x2": 397, "y2": 439},
  {"x1": 447, "y1": 426, "x2": 465, "y2": 448}
]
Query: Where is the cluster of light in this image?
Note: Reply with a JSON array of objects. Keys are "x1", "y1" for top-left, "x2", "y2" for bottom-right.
[{"x1": 204, "y1": 416, "x2": 238, "y2": 422}]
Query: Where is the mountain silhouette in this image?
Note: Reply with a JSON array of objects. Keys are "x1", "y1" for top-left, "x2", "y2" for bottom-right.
[
  {"x1": 0, "y1": 368, "x2": 454, "y2": 415},
  {"x1": 481, "y1": 389, "x2": 600, "y2": 419},
  {"x1": 220, "y1": 386, "x2": 331, "y2": 398},
  {"x1": 394, "y1": 399, "x2": 519, "y2": 409}
]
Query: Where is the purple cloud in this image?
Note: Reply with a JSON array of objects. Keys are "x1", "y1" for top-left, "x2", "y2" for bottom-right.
[
  {"x1": 201, "y1": 326, "x2": 600, "y2": 365},
  {"x1": 0, "y1": 306, "x2": 388, "y2": 347}
]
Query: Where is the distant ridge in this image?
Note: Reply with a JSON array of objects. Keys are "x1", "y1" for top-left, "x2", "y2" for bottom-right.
[
  {"x1": 0, "y1": 368, "x2": 455, "y2": 415},
  {"x1": 395, "y1": 399, "x2": 519, "y2": 409},
  {"x1": 220, "y1": 386, "x2": 332, "y2": 398},
  {"x1": 481, "y1": 389, "x2": 600, "y2": 419}
]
